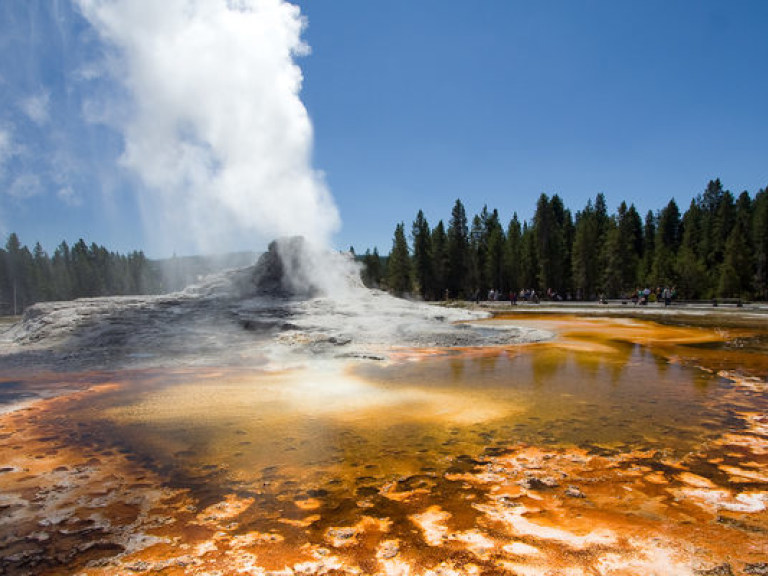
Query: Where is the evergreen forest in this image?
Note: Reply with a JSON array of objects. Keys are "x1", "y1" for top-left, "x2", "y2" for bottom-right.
[
  {"x1": 0, "y1": 234, "x2": 160, "y2": 315},
  {"x1": 362, "y1": 179, "x2": 768, "y2": 302},
  {"x1": 3, "y1": 178, "x2": 767, "y2": 315}
]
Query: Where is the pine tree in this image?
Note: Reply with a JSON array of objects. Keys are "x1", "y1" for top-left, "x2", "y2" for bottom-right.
[
  {"x1": 676, "y1": 200, "x2": 707, "y2": 298},
  {"x1": 446, "y1": 199, "x2": 469, "y2": 298},
  {"x1": 71, "y1": 239, "x2": 95, "y2": 297},
  {"x1": 4, "y1": 233, "x2": 26, "y2": 314},
  {"x1": 680, "y1": 199, "x2": 703, "y2": 258},
  {"x1": 625, "y1": 204, "x2": 643, "y2": 283},
  {"x1": 503, "y1": 214, "x2": 522, "y2": 294},
  {"x1": 387, "y1": 223, "x2": 411, "y2": 296},
  {"x1": 594, "y1": 193, "x2": 610, "y2": 239},
  {"x1": 431, "y1": 221, "x2": 448, "y2": 299},
  {"x1": 482, "y1": 208, "x2": 505, "y2": 294},
  {"x1": 735, "y1": 191, "x2": 753, "y2": 233},
  {"x1": 32, "y1": 242, "x2": 52, "y2": 302},
  {"x1": 533, "y1": 194, "x2": 552, "y2": 292},
  {"x1": 698, "y1": 179, "x2": 724, "y2": 288},
  {"x1": 695, "y1": 180, "x2": 737, "y2": 294},
  {"x1": 560, "y1": 202, "x2": 575, "y2": 296},
  {"x1": 411, "y1": 210, "x2": 433, "y2": 299},
  {"x1": 735, "y1": 191, "x2": 754, "y2": 273},
  {"x1": 639, "y1": 210, "x2": 656, "y2": 285},
  {"x1": 362, "y1": 248, "x2": 383, "y2": 288},
  {"x1": 651, "y1": 199, "x2": 681, "y2": 286},
  {"x1": 753, "y1": 188, "x2": 768, "y2": 299},
  {"x1": 51, "y1": 241, "x2": 73, "y2": 300},
  {"x1": 519, "y1": 222, "x2": 537, "y2": 291},
  {"x1": 128, "y1": 250, "x2": 156, "y2": 294},
  {"x1": 486, "y1": 224, "x2": 505, "y2": 294},
  {"x1": 713, "y1": 190, "x2": 736, "y2": 262},
  {"x1": 675, "y1": 244, "x2": 707, "y2": 299},
  {"x1": 599, "y1": 202, "x2": 642, "y2": 298},
  {"x1": 701, "y1": 178, "x2": 725, "y2": 214},
  {"x1": 718, "y1": 221, "x2": 751, "y2": 298},
  {"x1": 468, "y1": 213, "x2": 484, "y2": 296},
  {"x1": 533, "y1": 193, "x2": 568, "y2": 294},
  {"x1": 466, "y1": 205, "x2": 505, "y2": 297},
  {"x1": 607, "y1": 201, "x2": 642, "y2": 295},
  {"x1": 601, "y1": 217, "x2": 622, "y2": 297},
  {"x1": 571, "y1": 201, "x2": 600, "y2": 299},
  {"x1": 594, "y1": 193, "x2": 610, "y2": 284}
]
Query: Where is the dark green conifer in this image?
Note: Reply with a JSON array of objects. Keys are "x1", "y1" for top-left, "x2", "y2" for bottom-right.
[
  {"x1": 411, "y1": 210, "x2": 433, "y2": 299},
  {"x1": 718, "y1": 221, "x2": 751, "y2": 298},
  {"x1": 431, "y1": 221, "x2": 448, "y2": 299},
  {"x1": 503, "y1": 214, "x2": 522, "y2": 294},
  {"x1": 387, "y1": 223, "x2": 412, "y2": 296},
  {"x1": 446, "y1": 199, "x2": 469, "y2": 298}
]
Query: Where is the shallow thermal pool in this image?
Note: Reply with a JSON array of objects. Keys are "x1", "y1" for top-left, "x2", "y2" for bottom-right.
[{"x1": 1, "y1": 314, "x2": 767, "y2": 575}]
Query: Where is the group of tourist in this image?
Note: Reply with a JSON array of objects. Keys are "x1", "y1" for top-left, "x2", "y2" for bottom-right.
[
  {"x1": 633, "y1": 286, "x2": 677, "y2": 306},
  {"x1": 513, "y1": 288, "x2": 541, "y2": 304},
  {"x1": 470, "y1": 286, "x2": 679, "y2": 306},
  {"x1": 475, "y1": 288, "x2": 552, "y2": 304}
]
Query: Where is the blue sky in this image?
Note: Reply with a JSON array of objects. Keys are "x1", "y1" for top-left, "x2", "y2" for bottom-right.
[{"x1": 1, "y1": 1, "x2": 767, "y2": 258}]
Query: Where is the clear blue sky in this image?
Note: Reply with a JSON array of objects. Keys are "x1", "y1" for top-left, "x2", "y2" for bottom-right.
[{"x1": 1, "y1": 1, "x2": 767, "y2": 258}]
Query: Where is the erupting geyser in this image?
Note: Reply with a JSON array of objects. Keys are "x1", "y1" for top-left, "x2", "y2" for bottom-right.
[
  {"x1": 1, "y1": 236, "x2": 537, "y2": 373},
  {"x1": 247, "y1": 236, "x2": 363, "y2": 299},
  {"x1": 77, "y1": 0, "x2": 340, "y2": 255}
]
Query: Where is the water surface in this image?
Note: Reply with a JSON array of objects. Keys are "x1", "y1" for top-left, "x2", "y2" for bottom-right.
[{"x1": 1, "y1": 314, "x2": 767, "y2": 575}]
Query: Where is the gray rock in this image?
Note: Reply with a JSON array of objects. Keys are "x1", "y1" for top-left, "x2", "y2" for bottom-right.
[
  {"x1": 565, "y1": 485, "x2": 586, "y2": 498},
  {"x1": 520, "y1": 475, "x2": 559, "y2": 490},
  {"x1": 248, "y1": 237, "x2": 323, "y2": 298},
  {"x1": 378, "y1": 540, "x2": 399, "y2": 559},
  {"x1": 695, "y1": 564, "x2": 734, "y2": 576}
]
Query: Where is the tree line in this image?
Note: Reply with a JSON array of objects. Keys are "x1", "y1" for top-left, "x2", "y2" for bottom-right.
[
  {"x1": 0, "y1": 233, "x2": 160, "y2": 315},
  {"x1": 361, "y1": 179, "x2": 768, "y2": 302}
]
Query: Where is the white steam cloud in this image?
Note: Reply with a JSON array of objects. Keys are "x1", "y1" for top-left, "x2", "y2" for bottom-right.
[{"x1": 77, "y1": 0, "x2": 340, "y2": 255}]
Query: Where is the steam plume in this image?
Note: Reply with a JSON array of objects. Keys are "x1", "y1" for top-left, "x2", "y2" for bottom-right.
[{"x1": 77, "y1": 0, "x2": 340, "y2": 255}]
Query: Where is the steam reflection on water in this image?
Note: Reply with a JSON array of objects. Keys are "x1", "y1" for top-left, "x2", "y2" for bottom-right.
[{"x1": 72, "y1": 366, "x2": 522, "y2": 494}]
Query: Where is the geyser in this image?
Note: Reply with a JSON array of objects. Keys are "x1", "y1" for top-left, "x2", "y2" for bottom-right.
[
  {"x1": 247, "y1": 236, "x2": 363, "y2": 299},
  {"x1": 2, "y1": 236, "x2": 544, "y2": 373},
  {"x1": 77, "y1": 0, "x2": 340, "y2": 255}
]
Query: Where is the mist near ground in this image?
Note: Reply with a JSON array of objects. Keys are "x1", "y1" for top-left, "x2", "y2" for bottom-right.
[{"x1": 151, "y1": 250, "x2": 257, "y2": 293}]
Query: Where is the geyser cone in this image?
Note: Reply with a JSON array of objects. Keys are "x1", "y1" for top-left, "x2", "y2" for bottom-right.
[{"x1": 248, "y1": 236, "x2": 361, "y2": 299}]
